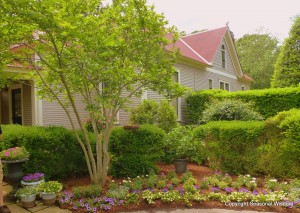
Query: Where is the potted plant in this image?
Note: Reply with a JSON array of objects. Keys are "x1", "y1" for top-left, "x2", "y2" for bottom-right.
[
  {"x1": 21, "y1": 173, "x2": 45, "y2": 187},
  {"x1": 0, "y1": 147, "x2": 29, "y2": 186},
  {"x1": 37, "y1": 181, "x2": 63, "y2": 205},
  {"x1": 163, "y1": 126, "x2": 195, "y2": 173},
  {"x1": 15, "y1": 186, "x2": 37, "y2": 208}
]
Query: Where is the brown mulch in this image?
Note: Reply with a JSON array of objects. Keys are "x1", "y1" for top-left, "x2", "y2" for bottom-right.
[{"x1": 60, "y1": 163, "x2": 300, "y2": 213}]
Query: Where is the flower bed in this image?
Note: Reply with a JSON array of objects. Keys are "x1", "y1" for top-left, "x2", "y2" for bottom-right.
[{"x1": 59, "y1": 164, "x2": 300, "y2": 213}]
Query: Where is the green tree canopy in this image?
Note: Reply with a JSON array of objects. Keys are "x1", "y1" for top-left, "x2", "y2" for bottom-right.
[
  {"x1": 272, "y1": 16, "x2": 300, "y2": 88},
  {"x1": 0, "y1": 0, "x2": 186, "y2": 184},
  {"x1": 235, "y1": 31, "x2": 280, "y2": 89}
]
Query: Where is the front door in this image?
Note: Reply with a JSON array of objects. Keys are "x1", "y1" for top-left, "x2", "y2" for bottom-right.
[{"x1": 12, "y1": 88, "x2": 22, "y2": 125}]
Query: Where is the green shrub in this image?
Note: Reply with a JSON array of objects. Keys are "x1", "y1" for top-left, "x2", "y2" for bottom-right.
[
  {"x1": 194, "y1": 121, "x2": 265, "y2": 174},
  {"x1": 129, "y1": 100, "x2": 178, "y2": 132},
  {"x1": 129, "y1": 100, "x2": 159, "y2": 125},
  {"x1": 162, "y1": 125, "x2": 205, "y2": 164},
  {"x1": 257, "y1": 109, "x2": 300, "y2": 177},
  {"x1": 109, "y1": 125, "x2": 165, "y2": 178},
  {"x1": 1, "y1": 125, "x2": 89, "y2": 179},
  {"x1": 187, "y1": 87, "x2": 300, "y2": 124},
  {"x1": 201, "y1": 99, "x2": 263, "y2": 123},
  {"x1": 157, "y1": 100, "x2": 178, "y2": 132}
]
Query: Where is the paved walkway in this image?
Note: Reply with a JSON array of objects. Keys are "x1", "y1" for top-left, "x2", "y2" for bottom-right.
[{"x1": 2, "y1": 182, "x2": 273, "y2": 213}]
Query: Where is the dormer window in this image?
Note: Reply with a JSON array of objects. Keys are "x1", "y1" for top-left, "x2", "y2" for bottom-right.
[{"x1": 221, "y1": 45, "x2": 225, "y2": 68}]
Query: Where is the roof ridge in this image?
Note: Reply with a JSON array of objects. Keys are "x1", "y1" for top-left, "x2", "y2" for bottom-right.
[
  {"x1": 179, "y1": 38, "x2": 210, "y2": 65},
  {"x1": 182, "y1": 26, "x2": 228, "y2": 38}
]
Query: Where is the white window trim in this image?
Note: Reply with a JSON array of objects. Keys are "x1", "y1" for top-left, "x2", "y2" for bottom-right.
[
  {"x1": 141, "y1": 88, "x2": 147, "y2": 101},
  {"x1": 219, "y1": 80, "x2": 230, "y2": 91}
]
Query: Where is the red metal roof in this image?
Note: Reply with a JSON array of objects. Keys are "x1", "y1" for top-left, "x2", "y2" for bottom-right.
[{"x1": 181, "y1": 27, "x2": 227, "y2": 64}]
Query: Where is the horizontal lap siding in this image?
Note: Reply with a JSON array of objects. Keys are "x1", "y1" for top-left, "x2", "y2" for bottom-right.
[
  {"x1": 119, "y1": 89, "x2": 141, "y2": 126},
  {"x1": 212, "y1": 39, "x2": 236, "y2": 75},
  {"x1": 42, "y1": 94, "x2": 89, "y2": 129}
]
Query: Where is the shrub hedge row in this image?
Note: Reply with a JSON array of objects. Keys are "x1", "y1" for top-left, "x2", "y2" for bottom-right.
[
  {"x1": 194, "y1": 121, "x2": 265, "y2": 174},
  {"x1": 1, "y1": 125, "x2": 88, "y2": 179},
  {"x1": 194, "y1": 109, "x2": 300, "y2": 177},
  {"x1": 109, "y1": 124, "x2": 165, "y2": 178},
  {"x1": 187, "y1": 87, "x2": 300, "y2": 124}
]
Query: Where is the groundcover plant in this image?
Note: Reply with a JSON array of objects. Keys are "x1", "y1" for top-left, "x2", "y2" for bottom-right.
[{"x1": 58, "y1": 168, "x2": 300, "y2": 212}]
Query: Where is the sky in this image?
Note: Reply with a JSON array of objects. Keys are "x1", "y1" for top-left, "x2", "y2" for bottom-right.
[{"x1": 146, "y1": 0, "x2": 300, "y2": 42}]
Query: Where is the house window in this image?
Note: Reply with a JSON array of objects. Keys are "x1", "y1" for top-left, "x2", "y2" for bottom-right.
[
  {"x1": 221, "y1": 45, "x2": 225, "y2": 69},
  {"x1": 219, "y1": 81, "x2": 230, "y2": 91},
  {"x1": 208, "y1": 79, "x2": 213, "y2": 89}
]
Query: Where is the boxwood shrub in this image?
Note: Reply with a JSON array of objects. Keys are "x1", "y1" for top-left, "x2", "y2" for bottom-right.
[
  {"x1": 187, "y1": 87, "x2": 300, "y2": 124},
  {"x1": 109, "y1": 124, "x2": 165, "y2": 178},
  {"x1": 258, "y1": 109, "x2": 300, "y2": 177},
  {"x1": 0, "y1": 125, "x2": 89, "y2": 179},
  {"x1": 194, "y1": 121, "x2": 265, "y2": 174}
]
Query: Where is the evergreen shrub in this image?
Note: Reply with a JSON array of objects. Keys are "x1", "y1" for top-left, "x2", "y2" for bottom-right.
[
  {"x1": 194, "y1": 121, "x2": 265, "y2": 174},
  {"x1": 109, "y1": 124, "x2": 165, "y2": 178},
  {"x1": 1, "y1": 125, "x2": 88, "y2": 179},
  {"x1": 187, "y1": 87, "x2": 300, "y2": 124}
]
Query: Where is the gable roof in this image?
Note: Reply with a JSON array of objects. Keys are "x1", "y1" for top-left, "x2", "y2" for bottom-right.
[{"x1": 181, "y1": 27, "x2": 227, "y2": 64}]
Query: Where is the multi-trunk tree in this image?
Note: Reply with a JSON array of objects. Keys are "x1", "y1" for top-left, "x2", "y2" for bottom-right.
[{"x1": 0, "y1": 0, "x2": 186, "y2": 184}]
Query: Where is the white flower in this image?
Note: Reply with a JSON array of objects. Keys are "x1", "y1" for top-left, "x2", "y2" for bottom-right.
[
  {"x1": 112, "y1": 180, "x2": 115, "y2": 182},
  {"x1": 269, "y1": 179, "x2": 277, "y2": 182},
  {"x1": 246, "y1": 174, "x2": 250, "y2": 177},
  {"x1": 252, "y1": 177, "x2": 256, "y2": 180}
]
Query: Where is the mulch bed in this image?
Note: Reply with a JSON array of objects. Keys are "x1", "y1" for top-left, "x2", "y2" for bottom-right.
[{"x1": 60, "y1": 163, "x2": 300, "y2": 213}]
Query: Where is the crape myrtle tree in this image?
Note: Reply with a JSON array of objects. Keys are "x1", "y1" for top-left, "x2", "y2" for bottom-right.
[
  {"x1": 272, "y1": 16, "x2": 300, "y2": 88},
  {"x1": 0, "y1": 0, "x2": 186, "y2": 184}
]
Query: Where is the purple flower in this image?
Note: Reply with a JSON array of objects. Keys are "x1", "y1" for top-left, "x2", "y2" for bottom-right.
[
  {"x1": 194, "y1": 184, "x2": 199, "y2": 189},
  {"x1": 93, "y1": 207, "x2": 97, "y2": 212},
  {"x1": 252, "y1": 190, "x2": 259, "y2": 195},
  {"x1": 224, "y1": 187, "x2": 233, "y2": 193},
  {"x1": 177, "y1": 187, "x2": 184, "y2": 195},
  {"x1": 161, "y1": 188, "x2": 169, "y2": 192},
  {"x1": 86, "y1": 206, "x2": 91, "y2": 211},
  {"x1": 118, "y1": 200, "x2": 124, "y2": 206},
  {"x1": 60, "y1": 198, "x2": 64, "y2": 203},
  {"x1": 238, "y1": 188, "x2": 249, "y2": 193},
  {"x1": 211, "y1": 187, "x2": 220, "y2": 192},
  {"x1": 73, "y1": 206, "x2": 78, "y2": 210}
]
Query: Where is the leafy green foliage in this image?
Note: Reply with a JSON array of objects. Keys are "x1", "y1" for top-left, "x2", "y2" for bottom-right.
[
  {"x1": 194, "y1": 121, "x2": 265, "y2": 174},
  {"x1": 109, "y1": 125, "x2": 165, "y2": 178},
  {"x1": 129, "y1": 100, "x2": 158, "y2": 125},
  {"x1": 272, "y1": 16, "x2": 300, "y2": 88},
  {"x1": 1, "y1": 125, "x2": 89, "y2": 179},
  {"x1": 162, "y1": 125, "x2": 205, "y2": 164},
  {"x1": 0, "y1": 0, "x2": 186, "y2": 184},
  {"x1": 201, "y1": 99, "x2": 263, "y2": 123},
  {"x1": 187, "y1": 87, "x2": 300, "y2": 124},
  {"x1": 235, "y1": 32, "x2": 280, "y2": 89},
  {"x1": 129, "y1": 100, "x2": 178, "y2": 132},
  {"x1": 257, "y1": 109, "x2": 300, "y2": 177}
]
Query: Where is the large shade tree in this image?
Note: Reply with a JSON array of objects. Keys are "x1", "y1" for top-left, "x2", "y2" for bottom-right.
[
  {"x1": 272, "y1": 16, "x2": 300, "y2": 88},
  {"x1": 235, "y1": 31, "x2": 280, "y2": 89},
  {"x1": 0, "y1": 0, "x2": 186, "y2": 184}
]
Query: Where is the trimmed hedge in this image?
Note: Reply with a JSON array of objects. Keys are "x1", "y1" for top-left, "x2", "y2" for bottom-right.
[
  {"x1": 194, "y1": 121, "x2": 265, "y2": 174},
  {"x1": 0, "y1": 125, "x2": 89, "y2": 179},
  {"x1": 187, "y1": 87, "x2": 300, "y2": 124},
  {"x1": 109, "y1": 125, "x2": 165, "y2": 178},
  {"x1": 258, "y1": 109, "x2": 300, "y2": 177}
]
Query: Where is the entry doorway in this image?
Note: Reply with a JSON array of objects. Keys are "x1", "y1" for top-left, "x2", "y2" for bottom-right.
[{"x1": 11, "y1": 88, "x2": 22, "y2": 125}]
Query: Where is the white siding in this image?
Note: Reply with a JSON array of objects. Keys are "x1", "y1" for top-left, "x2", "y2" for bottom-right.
[{"x1": 212, "y1": 39, "x2": 236, "y2": 75}]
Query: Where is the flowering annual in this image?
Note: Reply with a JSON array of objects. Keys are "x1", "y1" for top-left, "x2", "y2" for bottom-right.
[{"x1": 0, "y1": 147, "x2": 29, "y2": 161}]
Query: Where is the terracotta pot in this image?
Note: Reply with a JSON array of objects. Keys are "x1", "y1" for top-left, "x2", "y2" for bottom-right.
[{"x1": 123, "y1": 125, "x2": 140, "y2": 130}]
